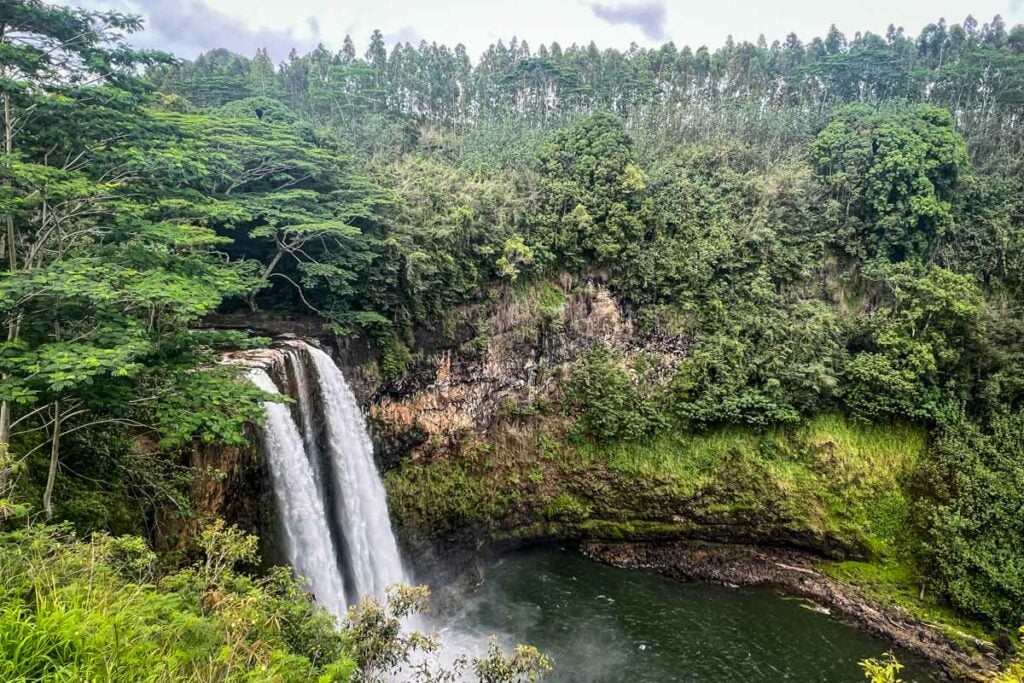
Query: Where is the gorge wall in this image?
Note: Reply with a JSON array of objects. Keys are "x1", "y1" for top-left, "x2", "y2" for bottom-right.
[
  {"x1": 189, "y1": 275, "x2": 921, "y2": 567},
  {"x1": 171, "y1": 276, "x2": 1003, "y2": 680}
]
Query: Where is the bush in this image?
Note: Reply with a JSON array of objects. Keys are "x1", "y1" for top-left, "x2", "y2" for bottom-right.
[
  {"x1": 859, "y1": 652, "x2": 904, "y2": 683},
  {"x1": 379, "y1": 335, "x2": 413, "y2": 382},
  {"x1": 914, "y1": 409, "x2": 1024, "y2": 629},
  {"x1": 667, "y1": 301, "x2": 844, "y2": 429},
  {"x1": 0, "y1": 522, "x2": 554, "y2": 683},
  {"x1": 564, "y1": 346, "x2": 667, "y2": 444},
  {"x1": 842, "y1": 263, "x2": 982, "y2": 422},
  {"x1": 344, "y1": 584, "x2": 551, "y2": 683},
  {"x1": 0, "y1": 524, "x2": 352, "y2": 682}
]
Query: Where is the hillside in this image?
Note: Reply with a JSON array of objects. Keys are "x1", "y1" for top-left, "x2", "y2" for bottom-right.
[{"x1": 2, "y1": 1, "x2": 1024, "y2": 680}]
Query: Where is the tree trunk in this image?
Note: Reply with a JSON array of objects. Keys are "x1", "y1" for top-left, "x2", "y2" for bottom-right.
[
  {"x1": 260, "y1": 244, "x2": 286, "y2": 284},
  {"x1": 250, "y1": 245, "x2": 286, "y2": 311},
  {"x1": 42, "y1": 401, "x2": 61, "y2": 521},
  {"x1": 0, "y1": 397, "x2": 9, "y2": 498},
  {"x1": 0, "y1": 83, "x2": 15, "y2": 494}
]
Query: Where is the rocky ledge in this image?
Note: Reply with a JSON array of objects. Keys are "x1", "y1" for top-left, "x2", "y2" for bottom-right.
[{"x1": 582, "y1": 540, "x2": 1000, "y2": 682}]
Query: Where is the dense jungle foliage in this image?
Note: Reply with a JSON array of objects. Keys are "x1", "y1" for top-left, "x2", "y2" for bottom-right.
[{"x1": 3, "y1": 0, "x2": 1024, "y2": 678}]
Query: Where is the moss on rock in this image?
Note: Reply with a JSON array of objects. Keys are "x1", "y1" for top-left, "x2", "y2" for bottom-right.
[{"x1": 386, "y1": 413, "x2": 926, "y2": 562}]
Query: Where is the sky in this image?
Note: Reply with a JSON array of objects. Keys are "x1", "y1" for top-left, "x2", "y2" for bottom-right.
[{"x1": 70, "y1": 0, "x2": 1024, "y2": 62}]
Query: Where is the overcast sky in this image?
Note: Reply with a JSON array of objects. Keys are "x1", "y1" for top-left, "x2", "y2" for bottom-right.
[{"x1": 70, "y1": 0, "x2": 1023, "y2": 62}]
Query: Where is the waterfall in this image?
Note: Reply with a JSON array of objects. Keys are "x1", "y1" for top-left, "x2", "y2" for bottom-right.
[
  {"x1": 248, "y1": 368, "x2": 349, "y2": 618},
  {"x1": 249, "y1": 342, "x2": 408, "y2": 617},
  {"x1": 304, "y1": 346, "x2": 407, "y2": 599}
]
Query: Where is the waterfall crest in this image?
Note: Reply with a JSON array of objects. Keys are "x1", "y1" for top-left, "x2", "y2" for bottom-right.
[{"x1": 249, "y1": 342, "x2": 408, "y2": 617}]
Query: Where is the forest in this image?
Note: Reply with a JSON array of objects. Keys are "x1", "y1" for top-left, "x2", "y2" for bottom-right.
[{"x1": 2, "y1": 0, "x2": 1024, "y2": 680}]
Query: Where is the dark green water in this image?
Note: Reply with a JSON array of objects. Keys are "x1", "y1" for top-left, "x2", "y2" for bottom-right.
[{"x1": 447, "y1": 547, "x2": 940, "y2": 682}]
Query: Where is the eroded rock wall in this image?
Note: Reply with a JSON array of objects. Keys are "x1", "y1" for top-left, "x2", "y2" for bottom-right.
[{"x1": 352, "y1": 276, "x2": 685, "y2": 466}]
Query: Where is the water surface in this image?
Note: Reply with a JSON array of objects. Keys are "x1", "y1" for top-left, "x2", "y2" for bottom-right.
[{"x1": 447, "y1": 547, "x2": 939, "y2": 682}]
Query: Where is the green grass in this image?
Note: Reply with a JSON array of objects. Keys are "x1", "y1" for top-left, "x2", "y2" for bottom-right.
[
  {"x1": 539, "y1": 493, "x2": 592, "y2": 522},
  {"x1": 584, "y1": 425, "x2": 763, "y2": 492},
  {"x1": 578, "y1": 415, "x2": 925, "y2": 556},
  {"x1": 796, "y1": 416, "x2": 925, "y2": 556},
  {"x1": 819, "y1": 559, "x2": 993, "y2": 646},
  {"x1": 512, "y1": 278, "x2": 568, "y2": 319},
  {"x1": 385, "y1": 451, "x2": 518, "y2": 536},
  {"x1": 387, "y1": 415, "x2": 928, "y2": 557}
]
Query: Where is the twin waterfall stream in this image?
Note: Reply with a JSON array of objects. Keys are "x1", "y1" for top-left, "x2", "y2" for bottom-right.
[{"x1": 247, "y1": 341, "x2": 407, "y2": 618}]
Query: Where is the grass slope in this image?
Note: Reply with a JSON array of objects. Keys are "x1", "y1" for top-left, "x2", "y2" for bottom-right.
[
  {"x1": 386, "y1": 413, "x2": 992, "y2": 643},
  {"x1": 387, "y1": 414, "x2": 924, "y2": 554}
]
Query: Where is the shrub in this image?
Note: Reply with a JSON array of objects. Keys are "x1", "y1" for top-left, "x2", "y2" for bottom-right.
[
  {"x1": 0, "y1": 524, "x2": 352, "y2": 682},
  {"x1": 344, "y1": 584, "x2": 551, "y2": 683},
  {"x1": 914, "y1": 409, "x2": 1024, "y2": 629},
  {"x1": 564, "y1": 346, "x2": 667, "y2": 444},
  {"x1": 379, "y1": 336, "x2": 413, "y2": 382}
]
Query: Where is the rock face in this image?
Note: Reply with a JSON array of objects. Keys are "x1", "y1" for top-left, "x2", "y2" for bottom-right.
[
  {"x1": 151, "y1": 425, "x2": 277, "y2": 562},
  {"x1": 345, "y1": 276, "x2": 686, "y2": 466},
  {"x1": 205, "y1": 277, "x2": 682, "y2": 470},
  {"x1": 184, "y1": 281, "x2": 920, "y2": 565},
  {"x1": 167, "y1": 277, "x2": 679, "y2": 551},
  {"x1": 186, "y1": 280, "x2": 880, "y2": 559}
]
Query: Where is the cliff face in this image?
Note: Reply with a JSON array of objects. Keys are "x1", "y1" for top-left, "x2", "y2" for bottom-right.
[
  {"x1": 201, "y1": 276, "x2": 664, "y2": 468},
  {"x1": 188, "y1": 277, "x2": 917, "y2": 568},
  {"x1": 178, "y1": 276, "x2": 680, "y2": 549},
  {"x1": 338, "y1": 278, "x2": 924, "y2": 570},
  {"x1": 343, "y1": 276, "x2": 686, "y2": 467},
  {"x1": 152, "y1": 429, "x2": 276, "y2": 561}
]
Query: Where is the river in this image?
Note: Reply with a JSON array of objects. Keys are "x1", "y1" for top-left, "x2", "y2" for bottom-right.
[{"x1": 445, "y1": 547, "x2": 940, "y2": 682}]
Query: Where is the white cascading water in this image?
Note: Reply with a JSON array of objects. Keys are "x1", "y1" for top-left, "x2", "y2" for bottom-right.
[
  {"x1": 248, "y1": 367, "x2": 349, "y2": 618},
  {"x1": 249, "y1": 341, "x2": 408, "y2": 617},
  {"x1": 304, "y1": 345, "x2": 408, "y2": 600},
  {"x1": 284, "y1": 348, "x2": 327, "y2": 484}
]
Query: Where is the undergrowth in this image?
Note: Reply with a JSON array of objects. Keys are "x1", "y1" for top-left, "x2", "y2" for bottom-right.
[{"x1": 0, "y1": 524, "x2": 353, "y2": 683}]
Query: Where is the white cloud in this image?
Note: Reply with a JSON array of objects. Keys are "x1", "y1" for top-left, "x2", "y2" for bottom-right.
[{"x1": 590, "y1": 2, "x2": 668, "y2": 41}]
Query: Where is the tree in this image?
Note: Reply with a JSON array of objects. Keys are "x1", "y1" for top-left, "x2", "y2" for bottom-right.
[
  {"x1": 669, "y1": 300, "x2": 844, "y2": 427},
  {"x1": 0, "y1": 0, "x2": 172, "y2": 512},
  {"x1": 140, "y1": 105, "x2": 386, "y2": 324},
  {"x1": 812, "y1": 104, "x2": 968, "y2": 262},
  {"x1": 366, "y1": 30, "x2": 388, "y2": 111},
  {"x1": 344, "y1": 583, "x2": 552, "y2": 682},
  {"x1": 0, "y1": 3, "x2": 270, "y2": 520},
  {"x1": 532, "y1": 113, "x2": 645, "y2": 266},
  {"x1": 565, "y1": 346, "x2": 666, "y2": 443},
  {"x1": 914, "y1": 409, "x2": 1024, "y2": 628},
  {"x1": 842, "y1": 262, "x2": 982, "y2": 421}
]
